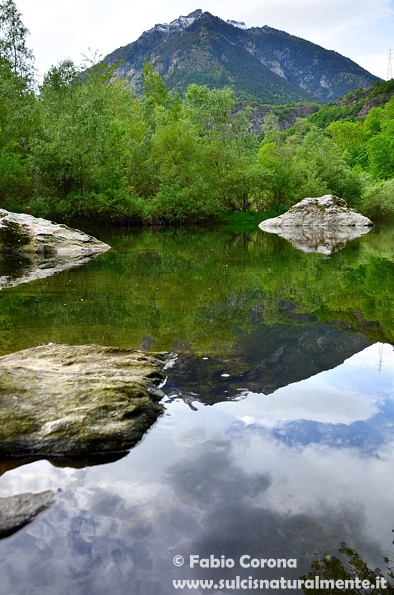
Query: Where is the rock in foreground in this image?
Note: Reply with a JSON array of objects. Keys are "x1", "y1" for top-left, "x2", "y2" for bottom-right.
[
  {"x1": 0, "y1": 491, "x2": 55, "y2": 538},
  {"x1": 259, "y1": 195, "x2": 373, "y2": 253},
  {"x1": 0, "y1": 209, "x2": 110, "y2": 255},
  {"x1": 0, "y1": 344, "x2": 170, "y2": 459}
]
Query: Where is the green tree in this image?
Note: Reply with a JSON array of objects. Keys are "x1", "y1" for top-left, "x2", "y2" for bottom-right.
[
  {"x1": 149, "y1": 90, "x2": 223, "y2": 222},
  {"x1": 327, "y1": 120, "x2": 369, "y2": 167},
  {"x1": 359, "y1": 178, "x2": 394, "y2": 220},
  {"x1": 0, "y1": 80, "x2": 38, "y2": 210},
  {"x1": 257, "y1": 114, "x2": 301, "y2": 209},
  {"x1": 30, "y1": 60, "x2": 149, "y2": 222},
  {"x1": 363, "y1": 106, "x2": 382, "y2": 136},
  {"x1": 0, "y1": 0, "x2": 34, "y2": 79},
  {"x1": 0, "y1": 1, "x2": 36, "y2": 208},
  {"x1": 365, "y1": 98, "x2": 394, "y2": 180},
  {"x1": 142, "y1": 62, "x2": 171, "y2": 109},
  {"x1": 367, "y1": 131, "x2": 394, "y2": 180},
  {"x1": 294, "y1": 128, "x2": 363, "y2": 203},
  {"x1": 185, "y1": 84, "x2": 257, "y2": 211}
]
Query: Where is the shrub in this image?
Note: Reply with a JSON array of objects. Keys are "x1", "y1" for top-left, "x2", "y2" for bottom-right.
[{"x1": 359, "y1": 179, "x2": 394, "y2": 221}]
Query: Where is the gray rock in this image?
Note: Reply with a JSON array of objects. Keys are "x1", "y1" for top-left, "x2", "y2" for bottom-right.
[
  {"x1": 0, "y1": 209, "x2": 110, "y2": 255},
  {"x1": 0, "y1": 490, "x2": 55, "y2": 538},
  {"x1": 259, "y1": 195, "x2": 373, "y2": 253},
  {"x1": 0, "y1": 344, "x2": 170, "y2": 459}
]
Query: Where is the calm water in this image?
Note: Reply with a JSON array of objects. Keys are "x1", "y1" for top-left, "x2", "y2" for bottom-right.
[{"x1": 0, "y1": 223, "x2": 394, "y2": 594}]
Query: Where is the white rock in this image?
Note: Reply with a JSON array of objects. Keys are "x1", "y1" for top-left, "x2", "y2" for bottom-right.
[
  {"x1": 259, "y1": 195, "x2": 373, "y2": 230},
  {"x1": 258, "y1": 195, "x2": 373, "y2": 253}
]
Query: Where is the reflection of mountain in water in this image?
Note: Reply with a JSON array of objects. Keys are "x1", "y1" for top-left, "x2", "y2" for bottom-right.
[
  {"x1": 165, "y1": 322, "x2": 370, "y2": 405},
  {"x1": 242, "y1": 416, "x2": 386, "y2": 454}
]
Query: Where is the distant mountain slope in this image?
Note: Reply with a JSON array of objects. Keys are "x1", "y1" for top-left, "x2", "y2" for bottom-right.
[{"x1": 103, "y1": 9, "x2": 380, "y2": 105}]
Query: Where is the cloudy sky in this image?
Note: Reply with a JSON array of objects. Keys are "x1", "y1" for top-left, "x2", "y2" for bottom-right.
[{"x1": 16, "y1": 0, "x2": 393, "y2": 80}]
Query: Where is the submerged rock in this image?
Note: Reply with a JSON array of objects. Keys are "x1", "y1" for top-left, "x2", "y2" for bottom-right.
[
  {"x1": 259, "y1": 195, "x2": 373, "y2": 253},
  {"x1": 0, "y1": 209, "x2": 110, "y2": 255},
  {"x1": 0, "y1": 491, "x2": 55, "y2": 538},
  {"x1": 0, "y1": 344, "x2": 170, "y2": 459}
]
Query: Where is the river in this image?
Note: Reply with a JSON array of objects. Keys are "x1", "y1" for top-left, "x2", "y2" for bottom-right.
[{"x1": 0, "y1": 222, "x2": 393, "y2": 594}]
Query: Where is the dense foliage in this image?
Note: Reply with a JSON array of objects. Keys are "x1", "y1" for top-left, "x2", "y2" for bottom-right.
[
  {"x1": 1, "y1": 1, "x2": 394, "y2": 224},
  {"x1": 302, "y1": 540, "x2": 394, "y2": 594}
]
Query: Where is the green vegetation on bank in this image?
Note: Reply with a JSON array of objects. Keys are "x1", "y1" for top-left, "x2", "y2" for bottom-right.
[{"x1": 1, "y1": 0, "x2": 394, "y2": 224}]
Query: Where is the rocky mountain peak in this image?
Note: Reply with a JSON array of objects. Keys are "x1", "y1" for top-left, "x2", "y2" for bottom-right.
[
  {"x1": 153, "y1": 9, "x2": 204, "y2": 33},
  {"x1": 151, "y1": 10, "x2": 249, "y2": 34},
  {"x1": 104, "y1": 9, "x2": 380, "y2": 105}
]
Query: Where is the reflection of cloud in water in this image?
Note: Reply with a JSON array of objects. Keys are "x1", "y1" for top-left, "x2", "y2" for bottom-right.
[
  {"x1": 238, "y1": 386, "x2": 378, "y2": 425},
  {"x1": 213, "y1": 343, "x2": 394, "y2": 452},
  {"x1": 163, "y1": 442, "x2": 377, "y2": 581},
  {"x1": 0, "y1": 438, "x2": 386, "y2": 595},
  {"x1": 0, "y1": 353, "x2": 393, "y2": 595},
  {"x1": 165, "y1": 441, "x2": 272, "y2": 506}
]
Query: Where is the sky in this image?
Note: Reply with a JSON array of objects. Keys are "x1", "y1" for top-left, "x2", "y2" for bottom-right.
[{"x1": 15, "y1": 0, "x2": 394, "y2": 81}]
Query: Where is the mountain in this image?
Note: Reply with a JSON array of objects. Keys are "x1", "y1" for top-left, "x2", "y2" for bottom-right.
[{"x1": 103, "y1": 9, "x2": 380, "y2": 105}]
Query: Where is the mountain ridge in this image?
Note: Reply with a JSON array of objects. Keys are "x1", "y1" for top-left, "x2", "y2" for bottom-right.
[{"x1": 103, "y1": 9, "x2": 380, "y2": 105}]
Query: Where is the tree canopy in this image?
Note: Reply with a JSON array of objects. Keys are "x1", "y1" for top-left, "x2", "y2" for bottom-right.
[{"x1": 1, "y1": 3, "x2": 394, "y2": 223}]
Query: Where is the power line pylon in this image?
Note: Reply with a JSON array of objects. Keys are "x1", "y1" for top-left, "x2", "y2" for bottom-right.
[{"x1": 388, "y1": 48, "x2": 393, "y2": 80}]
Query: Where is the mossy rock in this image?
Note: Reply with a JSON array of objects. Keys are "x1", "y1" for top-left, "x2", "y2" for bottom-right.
[
  {"x1": 0, "y1": 344, "x2": 171, "y2": 459},
  {"x1": 259, "y1": 195, "x2": 373, "y2": 253}
]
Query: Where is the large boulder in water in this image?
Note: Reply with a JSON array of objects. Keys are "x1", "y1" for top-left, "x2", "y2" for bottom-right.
[
  {"x1": 0, "y1": 344, "x2": 171, "y2": 460},
  {"x1": 259, "y1": 195, "x2": 373, "y2": 253},
  {"x1": 259, "y1": 195, "x2": 373, "y2": 229},
  {"x1": 0, "y1": 209, "x2": 110, "y2": 255}
]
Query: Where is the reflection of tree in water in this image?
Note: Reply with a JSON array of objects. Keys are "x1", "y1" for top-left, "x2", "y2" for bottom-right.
[{"x1": 301, "y1": 540, "x2": 394, "y2": 594}]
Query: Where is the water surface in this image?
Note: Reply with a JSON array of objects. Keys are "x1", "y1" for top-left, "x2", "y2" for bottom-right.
[{"x1": 0, "y1": 223, "x2": 393, "y2": 594}]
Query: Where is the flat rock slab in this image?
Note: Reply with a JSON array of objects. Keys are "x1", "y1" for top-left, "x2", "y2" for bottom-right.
[
  {"x1": 0, "y1": 344, "x2": 170, "y2": 459},
  {"x1": 0, "y1": 209, "x2": 110, "y2": 255},
  {"x1": 0, "y1": 491, "x2": 55, "y2": 538}
]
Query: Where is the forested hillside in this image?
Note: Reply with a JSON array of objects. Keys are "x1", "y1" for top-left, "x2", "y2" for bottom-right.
[{"x1": 1, "y1": 1, "x2": 394, "y2": 225}]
